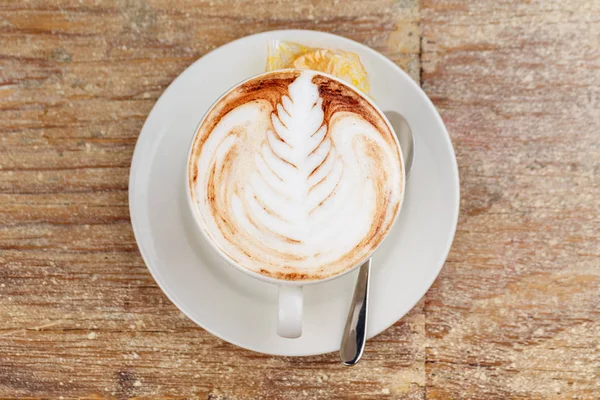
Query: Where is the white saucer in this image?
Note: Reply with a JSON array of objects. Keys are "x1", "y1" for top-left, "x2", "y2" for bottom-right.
[{"x1": 129, "y1": 30, "x2": 459, "y2": 356}]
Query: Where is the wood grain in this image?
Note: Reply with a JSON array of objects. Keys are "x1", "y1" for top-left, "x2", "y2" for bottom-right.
[
  {"x1": 1, "y1": 0, "x2": 598, "y2": 398},
  {"x1": 421, "y1": 0, "x2": 600, "y2": 398}
]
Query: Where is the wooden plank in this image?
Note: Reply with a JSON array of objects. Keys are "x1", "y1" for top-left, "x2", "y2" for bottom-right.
[
  {"x1": 0, "y1": 0, "x2": 422, "y2": 398},
  {"x1": 420, "y1": 0, "x2": 600, "y2": 398}
]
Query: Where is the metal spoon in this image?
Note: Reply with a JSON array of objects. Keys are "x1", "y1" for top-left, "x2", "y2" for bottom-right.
[{"x1": 339, "y1": 112, "x2": 414, "y2": 366}]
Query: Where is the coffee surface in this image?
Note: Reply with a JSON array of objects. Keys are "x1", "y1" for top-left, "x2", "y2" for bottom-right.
[{"x1": 189, "y1": 70, "x2": 403, "y2": 281}]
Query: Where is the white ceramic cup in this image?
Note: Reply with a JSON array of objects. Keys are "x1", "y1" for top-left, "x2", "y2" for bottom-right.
[{"x1": 185, "y1": 70, "x2": 405, "y2": 339}]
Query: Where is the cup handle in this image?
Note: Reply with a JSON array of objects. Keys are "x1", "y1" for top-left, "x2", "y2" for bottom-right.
[{"x1": 277, "y1": 286, "x2": 303, "y2": 338}]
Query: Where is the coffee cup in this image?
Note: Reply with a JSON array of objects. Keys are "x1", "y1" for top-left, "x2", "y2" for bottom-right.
[{"x1": 186, "y1": 69, "x2": 405, "y2": 338}]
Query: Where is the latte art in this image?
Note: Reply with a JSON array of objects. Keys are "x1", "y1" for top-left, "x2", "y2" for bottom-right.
[{"x1": 189, "y1": 70, "x2": 403, "y2": 281}]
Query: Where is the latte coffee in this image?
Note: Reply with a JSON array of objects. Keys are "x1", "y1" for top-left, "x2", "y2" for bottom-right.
[{"x1": 188, "y1": 70, "x2": 403, "y2": 281}]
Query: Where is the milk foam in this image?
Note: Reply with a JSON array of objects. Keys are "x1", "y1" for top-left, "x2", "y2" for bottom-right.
[{"x1": 190, "y1": 70, "x2": 403, "y2": 281}]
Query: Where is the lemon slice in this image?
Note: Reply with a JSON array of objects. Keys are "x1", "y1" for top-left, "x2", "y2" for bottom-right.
[{"x1": 266, "y1": 40, "x2": 370, "y2": 94}]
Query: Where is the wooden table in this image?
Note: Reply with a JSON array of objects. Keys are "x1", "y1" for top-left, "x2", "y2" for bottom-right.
[{"x1": 1, "y1": 0, "x2": 598, "y2": 398}]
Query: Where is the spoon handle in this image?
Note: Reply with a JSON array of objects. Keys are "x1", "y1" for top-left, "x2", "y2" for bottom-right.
[{"x1": 339, "y1": 258, "x2": 371, "y2": 365}]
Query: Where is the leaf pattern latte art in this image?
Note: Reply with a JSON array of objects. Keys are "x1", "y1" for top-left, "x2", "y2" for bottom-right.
[
  {"x1": 190, "y1": 70, "x2": 403, "y2": 280},
  {"x1": 246, "y1": 72, "x2": 343, "y2": 243}
]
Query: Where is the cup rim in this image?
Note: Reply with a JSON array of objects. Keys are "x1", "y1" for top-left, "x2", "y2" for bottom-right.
[{"x1": 185, "y1": 68, "x2": 406, "y2": 286}]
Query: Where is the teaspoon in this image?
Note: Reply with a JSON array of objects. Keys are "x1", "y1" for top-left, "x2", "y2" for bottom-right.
[{"x1": 339, "y1": 112, "x2": 414, "y2": 366}]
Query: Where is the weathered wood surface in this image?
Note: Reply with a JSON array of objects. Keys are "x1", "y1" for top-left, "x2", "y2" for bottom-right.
[
  {"x1": 0, "y1": 0, "x2": 597, "y2": 398},
  {"x1": 421, "y1": 0, "x2": 600, "y2": 398}
]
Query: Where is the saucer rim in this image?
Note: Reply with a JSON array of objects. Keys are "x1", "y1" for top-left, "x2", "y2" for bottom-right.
[{"x1": 129, "y1": 29, "x2": 460, "y2": 356}]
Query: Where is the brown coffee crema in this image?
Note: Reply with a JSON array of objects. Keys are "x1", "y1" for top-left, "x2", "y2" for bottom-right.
[{"x1": 189, "y1": 70, "x2": 403, "y2": 281}]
